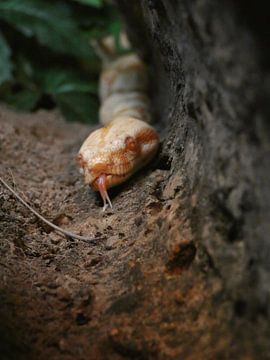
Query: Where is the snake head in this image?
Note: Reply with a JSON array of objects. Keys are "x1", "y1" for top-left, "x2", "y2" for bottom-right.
[{"x1": 76, "y1": 116, "x2": 159, "y2": 210}]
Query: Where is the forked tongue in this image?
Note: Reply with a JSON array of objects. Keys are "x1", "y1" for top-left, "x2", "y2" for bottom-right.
[{"x1": 96, "y1": 174, "x2": 112, "y2": 211}]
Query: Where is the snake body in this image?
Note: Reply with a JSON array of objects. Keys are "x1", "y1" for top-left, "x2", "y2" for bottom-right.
[{"x1": 77, "y1": 43, "x2": 159, "y2": 210}]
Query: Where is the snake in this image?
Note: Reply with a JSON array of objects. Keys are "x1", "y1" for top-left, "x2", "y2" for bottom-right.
[{"x1": 76, "y1": 38, "x2": 160, "y2": 210}]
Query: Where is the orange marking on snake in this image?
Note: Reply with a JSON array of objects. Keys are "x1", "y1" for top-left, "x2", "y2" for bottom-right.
[{"x1": 136, "y1": 127, "x2": 159, "y2": 144}]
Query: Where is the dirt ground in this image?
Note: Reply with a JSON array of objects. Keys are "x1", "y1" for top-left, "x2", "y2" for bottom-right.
[{"x1": 0, "y1": 105, "x2": 259, "y2": 360}]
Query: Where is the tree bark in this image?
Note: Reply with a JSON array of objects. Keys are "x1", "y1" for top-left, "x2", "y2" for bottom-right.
[{"x1": 114, "y1": 0, "x2": 270, "y2": 356}]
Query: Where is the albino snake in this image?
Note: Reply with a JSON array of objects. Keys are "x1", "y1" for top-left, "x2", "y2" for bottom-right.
[{"x1": 77, "y1": 38, "x2": 160, "y2": 210}]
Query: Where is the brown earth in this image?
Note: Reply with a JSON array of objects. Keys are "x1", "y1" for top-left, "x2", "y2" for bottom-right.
[{"x1": 0, "y1": 105, "x2": 227, "y2": 360}]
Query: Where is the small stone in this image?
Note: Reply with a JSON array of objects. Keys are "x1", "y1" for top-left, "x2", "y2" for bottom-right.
[
  {"x1": 49, "y1": 233, "x2": 61, "y2": 245},
  {"x1": 110, "y1": 328, "x2": 119, "y2": 337},
  {"x1": 53, "y1": 213, "x2": 72, "y2": 226},
  {"x1": 58, "y1": 338, "x2": 67, "y2": 352},
  {"x1": 84, "y1": 256, "x2": 102, "y2": 268},
  {"x1": 56, "y1": 287, "x2": 70, "y2": 301},
  {"x1": 42, "y1": 252, "x2": 54, "y2": 260}
]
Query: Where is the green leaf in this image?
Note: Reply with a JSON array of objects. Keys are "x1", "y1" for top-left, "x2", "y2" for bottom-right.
[
  {"x1": 72, "y1": 0, "x2": 103, "y2": 8},
  {"x1": 40, "y1": 68, "x2": 97, "y2": 96},
  {"x1": 55, "y1": 92, "x2": 98, "y2": 123},
  {"x1": 0, "y1": 0, "x2": 93, "y2": 59},
  {"x1": 37, "y1": 68, "x2": 99, "y2": 122},
  {"x1": 0, "y1": 32, "x2": 12, "y2": 85},
  {"x1": 14, "y1": 55, "x2": 35, "y2": 85},
  {"x1": 3, "y1": 89, "x2": 41, "y2": 111}
]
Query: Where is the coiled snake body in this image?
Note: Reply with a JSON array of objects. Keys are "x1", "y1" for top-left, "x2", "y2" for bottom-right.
[{"x1": 77, "y1": 41, "x2": 159, "y2": 210}]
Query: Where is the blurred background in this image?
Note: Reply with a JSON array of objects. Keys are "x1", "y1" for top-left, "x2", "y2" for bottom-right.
[{"x1": 0, "y1": 0, "x2": 124, "y2": 124}]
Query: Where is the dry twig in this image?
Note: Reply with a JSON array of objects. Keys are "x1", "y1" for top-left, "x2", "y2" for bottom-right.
[{"x1": 0, "y1": 177, "x2": 95, "y2": 243}]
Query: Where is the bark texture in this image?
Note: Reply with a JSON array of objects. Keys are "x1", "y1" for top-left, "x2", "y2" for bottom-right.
[
  {"x1": 0, "y1": 0, "x2": 269, "y2": 359},
  {"x1": 115, "y1": 0, "x2": 270, "y2": 355}
]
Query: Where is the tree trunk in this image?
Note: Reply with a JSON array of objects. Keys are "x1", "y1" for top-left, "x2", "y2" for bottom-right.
[
  {"x1": 0, "y1": 1, "x2": 269, "y2": 359},
  {"x1": 114, "y1": 0, "x2": 270, "y2": 356}
]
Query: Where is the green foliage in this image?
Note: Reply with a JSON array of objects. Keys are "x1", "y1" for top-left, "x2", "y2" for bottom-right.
[
  {"x1": 73, "y1": 0, "x2": 103, "y2": 7},
  {"x1": 0, "y1": 32, "x2": 12, "y2": 85},
  {"x1": 0, "y1": 0, "x2": 122, "y2": 123},
  {"x1": 40, "y1": 68, "x2": 97, "y2": 95},
  {"x1": 0, "y1": 0, "x2": 93, "y2": 59}
]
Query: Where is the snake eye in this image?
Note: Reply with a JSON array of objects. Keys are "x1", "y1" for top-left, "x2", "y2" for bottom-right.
[{"x1": 125, "y1": 136, "x2": 139, "y2": 152}]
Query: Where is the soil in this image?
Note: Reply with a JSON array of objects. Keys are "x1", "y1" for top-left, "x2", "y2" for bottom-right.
[{"x1": 0, "y1": 105, "x2": 237, "y2": 360}]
